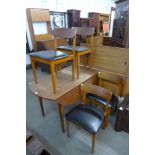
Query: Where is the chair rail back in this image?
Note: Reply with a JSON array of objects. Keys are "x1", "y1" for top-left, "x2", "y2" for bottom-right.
[{"x1": 81, "y1": 83, "x2": 112, "y2": 103}]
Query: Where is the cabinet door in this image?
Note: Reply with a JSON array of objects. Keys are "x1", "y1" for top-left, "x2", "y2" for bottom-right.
[
  {"x1": 72, "y1": 18, "x2": 80, "y2": 27},
  {"x1": 112, "y1": 1, "x2": 129, "y2": 44}
]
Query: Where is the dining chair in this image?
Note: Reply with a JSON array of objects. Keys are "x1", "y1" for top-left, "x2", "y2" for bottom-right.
[
  {"x1": 57, "y1": 27, "x2": 95, "y2": 79},
  {"x1": 30, "y1": 28, "x2": 77, "y2": 94},
  {"x1": 65, "y1": 83, "x2": 112, "y2": 153},
  {"x1": 86, "y1": 72, "x2": 122, "y2": 128}
]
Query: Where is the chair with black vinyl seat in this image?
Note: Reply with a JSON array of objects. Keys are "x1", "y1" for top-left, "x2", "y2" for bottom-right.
[
  {"x1": 86, "y1": 72, "x2": 122, "y2": 128},
  {"x1": 65, "y1": 83, "x2": 112, "y2": 153},
  {"x1": 30, "y1": 28, "x2": 77, "y2": 94},
  {"x1": 57, "y1": 27, "x2": 94, "y2": 79}
]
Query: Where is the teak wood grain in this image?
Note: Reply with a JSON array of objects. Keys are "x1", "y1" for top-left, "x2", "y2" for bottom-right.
[
  {"x1": 29, "y1": 66, "x2": 97, "y2": 101},
  {"x1": 29, "y1": 66, "x2": 97, "y2": 132}
]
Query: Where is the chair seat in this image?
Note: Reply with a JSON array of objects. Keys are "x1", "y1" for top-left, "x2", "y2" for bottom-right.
[
  {"x1": 65, "y1": 104, "x2": 104, "y2": 134},
  {"x1": 57, "y1": 45, "x2": 88, "y2": 53},
  {"x1": 87, "y1": 93, "x2": 118, "y2": 109},
  {"x1": 30, "y1": 50, "x2": 69, "y2": 61}
]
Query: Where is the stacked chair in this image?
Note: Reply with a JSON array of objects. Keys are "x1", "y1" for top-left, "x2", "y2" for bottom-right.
[
  {"x1": 57, "y1": 27, "x2": 95, "y2": 78},
  {"x1": 30, "y1": 28, "x2": 77, "y2": 94}
]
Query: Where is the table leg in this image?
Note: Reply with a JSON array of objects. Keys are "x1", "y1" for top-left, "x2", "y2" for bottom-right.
[
  {"x1": 58, "y1": 103, "x2": 65, "y2": 133},
  {"x1": 31, "y1": 60, "x2": 38, "y2": 84},
  {"x1": 50, "y1": 63, "x2": 56, "y2": 94},
  {"x1": 38, "y1": 96, "x2": 45, "y2": 117}
]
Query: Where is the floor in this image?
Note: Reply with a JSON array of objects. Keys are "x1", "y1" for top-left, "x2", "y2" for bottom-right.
[{"x1": 26, "y1": 67, "x2": 129, "y2": 155}]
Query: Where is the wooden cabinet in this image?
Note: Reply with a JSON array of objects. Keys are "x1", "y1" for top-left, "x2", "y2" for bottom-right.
[
  {"x1": 80, "y1": 18, "x2": 95, "y2": 27},
  {"x1": 112, "y1": 0, "x2": 129, "y2": 47},
  {"x1": 67, "y1": 9, "x2": 81, "y2": 28},
  {"x1": 88, "y1": 12, "x2": 110, "y2": 35}
]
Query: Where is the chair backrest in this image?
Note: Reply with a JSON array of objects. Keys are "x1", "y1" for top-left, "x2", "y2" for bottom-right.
[
  {"x1": 81, "y1": 83, "x2": 112, "y2": 105},
  {"x1": 51, "y1": 28, "x2": 77, "y2": 54},
  {"x1": 51, "y1": 28, "x2": 77, "y2": 39},
  {"x1": 75, "y1": 27, "x2": 95, "y2": 36},
  {"x1": 98, "y1": 72, "x2": 122, "y2": 96},
  {"x1": 26, "y1": 8, "x2": 52, "y2": 51}
]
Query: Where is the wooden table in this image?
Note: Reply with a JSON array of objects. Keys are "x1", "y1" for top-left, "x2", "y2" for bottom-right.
[{"x1": 29, "y1": 66, "x2": 97, "y2": 133}]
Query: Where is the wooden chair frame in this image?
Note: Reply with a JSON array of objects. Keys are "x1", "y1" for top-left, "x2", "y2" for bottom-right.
[
  {"x1": 30, "y1": 28, "x2": 77, "y2": 94},
  {"x1": 52, "y1": 28, "x2": 77, "y2": 76},
  {"x1": 75, "y1": 27, "x2": 94, "y2": 79},
  {"x1": 97, "y1": 72, "x2": 122, "y2": 127},
  {"x1": 66, "y1": 83, "x2": 112, "y2": 153}
]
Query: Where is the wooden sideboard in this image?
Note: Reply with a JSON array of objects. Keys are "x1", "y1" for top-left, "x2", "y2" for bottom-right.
[{"x1": 88, "y1": 12, "x2": 110, "y2": 36}]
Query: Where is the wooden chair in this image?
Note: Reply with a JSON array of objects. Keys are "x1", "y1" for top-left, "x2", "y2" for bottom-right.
[
  {"x1": 87, "y1": 72, "x2": 122, "y2": 128},
  {"x1": 26, "y1": 8, "x2": 53, "y2": 52},
  {"x1": 57, "y1": 27, "x2": 94, "y2": 79},
  {"x1": 65, "y1": 83, "x2": 112, "y2": 153},
  {"x1": 30, "y1": 28, "x2": 77, "y2": 94}
]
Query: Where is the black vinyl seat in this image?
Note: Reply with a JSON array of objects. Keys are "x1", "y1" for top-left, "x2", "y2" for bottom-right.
[
  {"x1": 87, "y1": 93, "x2": 118, "y2": 110},
  {"x1": 66, "y1": 104, "x2": 104, "y2": 134},
  {"x1": 30, "y1": 50, "x2": 69, "y2": 61}
]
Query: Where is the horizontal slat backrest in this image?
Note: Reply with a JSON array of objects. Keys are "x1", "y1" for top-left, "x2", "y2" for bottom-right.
[{"x1": 81, "y1": 83, "x2": 112, "y2": 103}]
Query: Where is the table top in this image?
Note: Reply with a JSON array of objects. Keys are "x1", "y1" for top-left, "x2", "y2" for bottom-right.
[{"x1": 29, "y1": 66, "x2": 97, "y2": 101}]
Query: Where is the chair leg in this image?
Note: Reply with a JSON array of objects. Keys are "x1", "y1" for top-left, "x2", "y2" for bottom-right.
[
  {"x1": 55, "y1": 65, "x2": 58, "y2": 77},
  {"x1": 31, "y1": 60, "x2": 38, "y2": 84},
  {"x1": 88, "y1": 52, "x2": 93, "y2": 66},
  {"x1": 77, "y1": 54, "x2": 80, "y2": 79},
  {"x1": 103, "y1": 109, "x2": 110, "y2": 129},
  {"x1": 66, "y1": 120, "x2": 70, "y2": 137},
  {"x1": 72, "y1": 58, "x2": 75, "y2": 80},
  {"x1": 59, "y1": 64, "x2": 62, "y2": 76},
  {"x1": 92, "y1": 134, "x2": 96, "y2": 153},
  {"x1": 50, "y1": 63, "x2": 56, "y2": 94}
]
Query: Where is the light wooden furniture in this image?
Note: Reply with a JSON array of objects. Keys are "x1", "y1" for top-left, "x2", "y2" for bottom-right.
[
  {"x1": 52, "y1": 28, "x2": 77, "y2": 73},
  {"x1": 29, "y1": 66, "x2": 97, "y2": 133},
  {"x1": 29, "y1": 65, "x2": 128, "y2": 133},
  {"x1": 75, "y1": 27, "x2": 94, "y2": 79},
  {"x1": 88, "y1": 12, "x2": 110, "y2": 36},
  {"x1": 56, "y1": 27, "x2": 94, "y2": 79},
  {"x1": 30, "y1": 28, "x2": 76, "y2": 94},
  {"x1": 26, "y1": 8, "x2": 53, "y2": 51},
  {"x1": 81, "y1": 44, "x2": 129, "y2": 76},
  {"x1": 98, "y1": 72, "x2": 122, "y2": 96},
  {"x1": 65, "y1": 83, "x2": 112, "y2": 153},
  {"x1": 97, "y1": 71, "x2": 122, "y2": 128}
]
